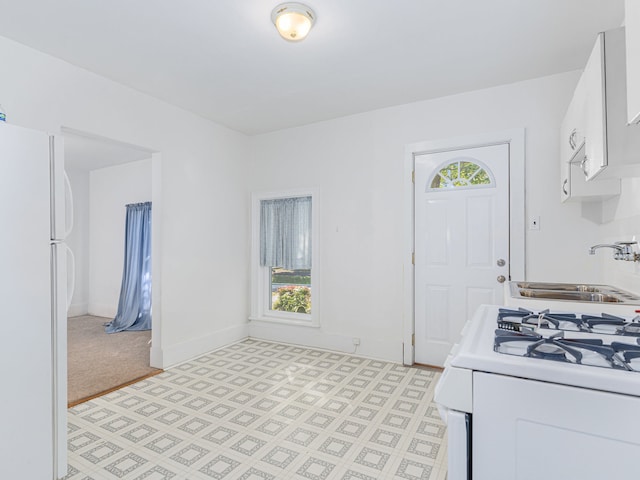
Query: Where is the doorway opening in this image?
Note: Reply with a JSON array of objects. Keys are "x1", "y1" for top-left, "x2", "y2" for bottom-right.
[{"x1": 63, "y1": 128, "x2": 162, "y2": 406}]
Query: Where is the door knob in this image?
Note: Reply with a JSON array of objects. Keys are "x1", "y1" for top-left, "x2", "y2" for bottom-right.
[
  {"x1": 496, "y1": 259, "x2": 506, "y2": 267},
  {"x1": 497, "y1": 275, "x2": 506, "y2": 283}
]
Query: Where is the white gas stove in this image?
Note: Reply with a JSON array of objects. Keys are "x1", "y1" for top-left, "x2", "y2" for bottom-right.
[{"x1": 435, "y1": 304, "x2": 640, "y2": 480}]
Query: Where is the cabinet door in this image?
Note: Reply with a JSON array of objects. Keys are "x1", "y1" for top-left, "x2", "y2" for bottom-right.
[
  {"x1": 560, "y1": 158, "x2": 570, "y2": 202},
  {"x1": 563, "y1": 156, "x2": 620, "y2": 203},
  {"x1": 582, "y1": 33, "x2": 607, "y2": 180},
  {"x1": 473, "y1": 372, "x2": 640, "y2": 480},
  {"x1": 560, "y1": 73, "x2": 586, "y2": 203},
  {"x1": 626, "y1": 0, "x2": 640, "y2": 124},
  {"x1": 560, "y1": 77, "x2": 586, "y2": 165}
]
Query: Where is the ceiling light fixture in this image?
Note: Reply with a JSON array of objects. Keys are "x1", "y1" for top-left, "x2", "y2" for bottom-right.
[{"x1": 271, "y1": 3, "x2": 316, "y2": 42}]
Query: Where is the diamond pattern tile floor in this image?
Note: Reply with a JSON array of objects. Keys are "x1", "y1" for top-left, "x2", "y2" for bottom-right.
[{"x1": 63, "y1": 339, "x2": 447, "y2": 480}]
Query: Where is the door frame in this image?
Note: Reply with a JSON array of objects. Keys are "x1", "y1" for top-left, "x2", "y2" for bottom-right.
[
  {"x1": 402, "y1": 129, "x2": 526, "y2": 365},
  {"x1": 60, "y1": 126, "x2": 163, "y2": 368},
  {"x1": 58, "y1": 126, "x2": 163, "y2": 477}
]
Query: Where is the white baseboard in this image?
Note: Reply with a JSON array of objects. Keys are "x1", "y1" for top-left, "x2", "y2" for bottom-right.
[
  {"x1": 150, "y1": 345, "x2": 163, "y2": 370},
  {"x1": 67, "y1": 303, "x2": 88, "y2": 318},
  {"x1": 156, "y1": 323, "x2": 250, "y2": 369},
  {"x1": 151, "y1": 322, "x2": 402, "y2": 371},
  {"x1": 248, "y1": 321, "x2": 403, "y2": 363},
  {"x1": 88, "y1": 303, "x2": 117, "y2": 319}
]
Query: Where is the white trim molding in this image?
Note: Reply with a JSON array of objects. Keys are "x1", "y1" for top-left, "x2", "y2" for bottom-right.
[
  {"x1": 249, "y1": 187, "x2": 320, "y2": 327},
  {"x1": 248, "y1": 322, "x2": 401, "y2": 363},
  {"x1": 403, "y1": 129, "x2": 526, "y2": 365},
  {"x1": 67, "y1": 303, "x2": 89, "y2": 318},
  {"x1": 149, "y1": 151, "x2": 163, "y2": 369},
  {"x1": 157, "y1": 324, "x2": 249, "y2": 369},
  {"x1": 87, "y1": 303, "x2": 118, "y2": 319}
]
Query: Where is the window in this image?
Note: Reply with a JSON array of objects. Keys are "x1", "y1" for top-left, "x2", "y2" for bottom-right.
[
  {"x1": 271, "y1": 268, "x2": 311, "y2": 313},
  {"x1": 250, "y1": 189, "x2": 319, "y2": 326},
  {"x1": 428, "y1": 158, "x2": 494, "y2": 191}
]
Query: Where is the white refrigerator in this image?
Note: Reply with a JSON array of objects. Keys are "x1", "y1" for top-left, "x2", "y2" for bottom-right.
[{"x1": 0, "y1": 122, "x2": 70, "y2": 479}]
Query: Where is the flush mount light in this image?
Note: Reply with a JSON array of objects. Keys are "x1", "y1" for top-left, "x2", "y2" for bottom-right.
[{"x1": 271, "y1": 2, "x2": 316, "y2": 42}]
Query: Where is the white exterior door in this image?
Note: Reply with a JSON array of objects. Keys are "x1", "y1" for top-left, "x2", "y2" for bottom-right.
[{"x1": 414, "y1": 144, "x2": 509, "y2": 366}]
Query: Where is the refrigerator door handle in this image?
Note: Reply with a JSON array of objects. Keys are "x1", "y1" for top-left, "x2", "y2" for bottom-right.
[
  {"x1": 65, "y1": 244, "x2": 75, "y2": 310},
  {"x1": 64, "y1": 170, "x2": 74, "y2": 238},
  {"x1": 50, "y1": 134, "x2": 69, "y2": 241}
]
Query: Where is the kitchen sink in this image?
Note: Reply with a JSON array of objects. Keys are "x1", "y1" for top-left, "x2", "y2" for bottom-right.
[
  {"x1": 517, "y1": 290, "x2": 622, "y2": 302},
  {"x1": 516, "y1": 282, "x2": 602, "y2": 292},
  {"x1": 509, "y1": 282, "x2": 640, "y2": 304}
]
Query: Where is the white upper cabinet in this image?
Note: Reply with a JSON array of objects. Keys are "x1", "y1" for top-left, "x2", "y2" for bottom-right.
[
  {"x1": 586, "y1": 25, "x2": 640, "y2": 180},
  {"x1": 601, "y1": 27, "x2": 640, "y2": 179},
  {"x1": 560, "y1": 33, "x2": 607, "y2": 182},
  {"x1": 560, "y1": 73, "x2": 587, "y2": 166},
  {"x1": 626, "y1": 0, "x2": 640, "y2": 124},
  {"x1": 560, "y1": 26, "x2": 640, "y2": 201},
  {"x1": 581, "y1": 33, "x2": 607, "y2": 181},
  {"x1": 559, "y1": 32, "x2": 620, "y2": 202},
  {"x1": 560, "y1": 145, "x2": 620, "y2": 203}
]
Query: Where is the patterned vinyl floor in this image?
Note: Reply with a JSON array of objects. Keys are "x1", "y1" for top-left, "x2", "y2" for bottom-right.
[{"x1": 63, "y1": 339, "x2": 447, "y2": 480}]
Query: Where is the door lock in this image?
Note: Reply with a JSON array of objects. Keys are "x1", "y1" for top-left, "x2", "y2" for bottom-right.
[
  {"x1": 497, "y1": 259, "x2": 506, "y2": 267},
  {"x1": 497, "y1": 275, "x2": 506, "y2": 283}
]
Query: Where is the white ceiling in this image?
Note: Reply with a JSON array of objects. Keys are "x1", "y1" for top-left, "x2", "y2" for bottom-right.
[
  {"x1": 0, "y1": 0, "x2": 625, "y2": 135},
  {"x1": 64, "y1": 131, "x2": 152, "y2": 172}
]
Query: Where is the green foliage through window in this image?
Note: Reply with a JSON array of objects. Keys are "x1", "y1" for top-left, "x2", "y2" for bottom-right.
[
  {"x1": 271, "y1": 268, "x2": 311, "y2": 314},
  {"x1": 273, "y1": 286, "x2": 311, "y2": 314},
  {"x1": 430, "y1": 159, "x2": 492, "y2": 189}
]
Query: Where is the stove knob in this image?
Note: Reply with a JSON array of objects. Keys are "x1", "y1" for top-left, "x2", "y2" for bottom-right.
[{"x1": 497, "y1": 275, "x2": 506, "y2": 283}]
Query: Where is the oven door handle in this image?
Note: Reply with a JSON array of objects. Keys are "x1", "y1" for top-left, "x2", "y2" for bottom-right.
[{"x1": 446, "y1": 410, "x2": 472, "y2": 480}]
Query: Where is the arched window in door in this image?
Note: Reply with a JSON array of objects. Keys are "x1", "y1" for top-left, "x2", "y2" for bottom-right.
[{"x1": 427, "y1": 157, "x2": 495, "y2": 191}]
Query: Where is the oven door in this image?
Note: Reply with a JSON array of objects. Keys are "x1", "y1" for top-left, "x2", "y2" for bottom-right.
[
  {"x1": 446, "y1": 410, "x2": 471, "y2": 480},
  {"x1": 473, "y1": 372, "x2": 640, "y2": 480}
]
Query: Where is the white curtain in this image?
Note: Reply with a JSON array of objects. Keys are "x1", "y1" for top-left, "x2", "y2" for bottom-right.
[{"x1": 260, "y1": 196, "x2": 312, "y2": 269}]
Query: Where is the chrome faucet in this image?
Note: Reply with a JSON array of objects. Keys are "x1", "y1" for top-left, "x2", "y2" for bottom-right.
[{"x1": 588, "y1": 241, "x2": 640, "y2": 262}]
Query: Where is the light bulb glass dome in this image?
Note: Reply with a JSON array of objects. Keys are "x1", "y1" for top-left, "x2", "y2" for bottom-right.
[{"x1": 271, "y1": 3, "x2": 316, "y2": 42}]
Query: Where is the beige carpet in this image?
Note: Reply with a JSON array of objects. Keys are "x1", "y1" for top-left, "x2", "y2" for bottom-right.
[{"x1": 67, "y1": 315, "x2": 161, "y2": 406}]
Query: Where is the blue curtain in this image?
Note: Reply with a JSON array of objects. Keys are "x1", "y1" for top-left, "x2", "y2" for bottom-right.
[{"x1": 105, "y1": 202, "x2": 152, "y2": 333}]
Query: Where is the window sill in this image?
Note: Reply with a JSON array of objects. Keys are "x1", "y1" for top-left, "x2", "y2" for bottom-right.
[{"x1": 249, "y1": 314, "x2": 320, "y2": 328}]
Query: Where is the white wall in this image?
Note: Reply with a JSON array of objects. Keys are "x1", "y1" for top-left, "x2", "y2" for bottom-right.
[
  {"x1": 88, "y1": 159, "x2": 152, "y2": 317},
  {"x1": 598, "y1": 178, "x2": 640, "y2": 293},
  {"x1": 247, "y1": 71, "x2": 603, "y2": 362},
  {"x1": 0, "y1": 35, "x2": 250, "y2": 368},
  {"x1": 66, "y1": 169, "x2": 90, "y2": 317},
  {"x1": 3, "y1": 30, "x2": 633, "y2": 369}
]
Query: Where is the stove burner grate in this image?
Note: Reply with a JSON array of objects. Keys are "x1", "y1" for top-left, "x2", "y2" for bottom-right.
[
  {"x1": 494, "y1": 328, "x2": 635, "y2": 370},
  {"x1": 497, "y1": 308, "x2": 640, "y2": 336}
]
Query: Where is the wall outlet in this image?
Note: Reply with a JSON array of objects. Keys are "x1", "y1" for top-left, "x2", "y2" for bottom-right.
[
  {"x1": 529, "y1": 215, "x2": 540, "y2": 230},
  {"x1": 352, "y1": 337, "x2": 361, "y2": 346}
]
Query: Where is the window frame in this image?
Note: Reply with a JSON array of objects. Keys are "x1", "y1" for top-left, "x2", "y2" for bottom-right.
[
  {"x1": 426, "y1": 157, "x2": 496, "y2": 192},
  {"x1": 249, "y1": 187, "x2": 320, "y2": 327}
]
